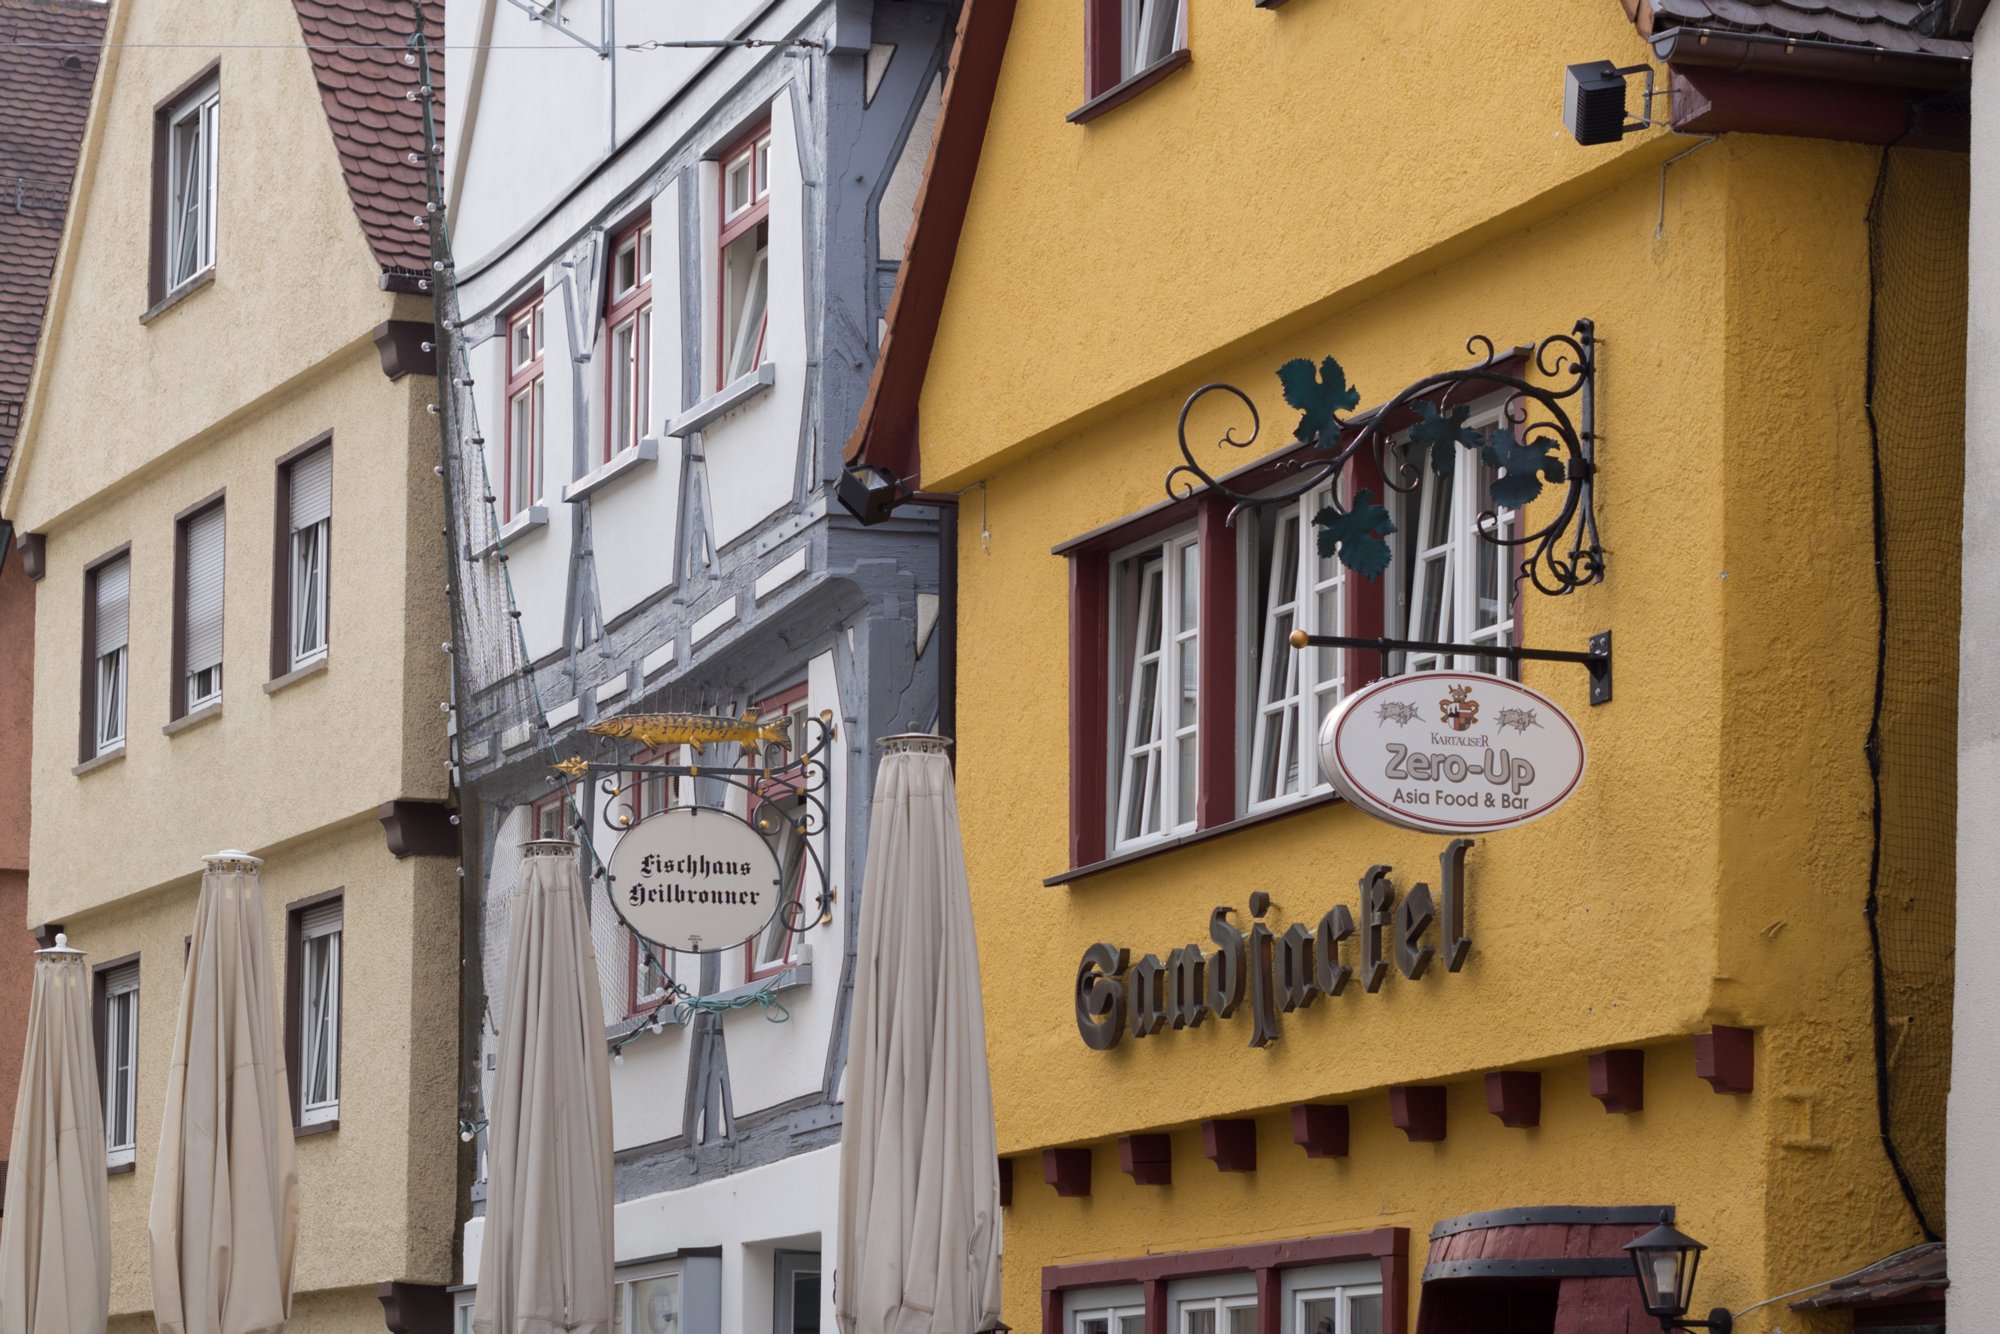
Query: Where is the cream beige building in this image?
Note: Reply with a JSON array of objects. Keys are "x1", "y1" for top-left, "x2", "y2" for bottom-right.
[{"x1": 0, "y1": 0, "x2": 460, "y2": 1327}]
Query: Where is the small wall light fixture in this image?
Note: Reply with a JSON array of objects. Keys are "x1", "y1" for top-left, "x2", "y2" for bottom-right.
[
  {"x1": 1563, "y1": 60, "x2": 1658, "y2": 146},
  {"x1": 1625, "y1": 1223, "x2": 1733, "y2": 1333},
  {"x1": 836, "y1": 463, "x2": 910, "y2": 526}
]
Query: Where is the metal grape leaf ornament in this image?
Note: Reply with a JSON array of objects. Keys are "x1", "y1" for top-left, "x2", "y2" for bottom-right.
[
  {"x1": 1477, "y1": 425, "x2": 1567, "y2": 508},
  {"x1": 1408, "y1": 399, "x2": 1479, "y2": 478},
  {"x1": 1315, "y1": 489, "x2": 1397, "y2": 579},
  {"x1": 1277, "y1": 356, "x2": 1360, "y2": 447}
]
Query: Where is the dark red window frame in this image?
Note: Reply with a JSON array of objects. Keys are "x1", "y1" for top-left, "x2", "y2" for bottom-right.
[
  {"x1": 626, "y1": 746, "x2": 674, "y2": 1017},
  {"x1": 602, "y1": 213, "x2": 653, "y2": 466},
  {"x1": 502, "y1": 289, "x2": 545, "y2": 520},
  {"x1": 1041, "y1": 1227, "x2": 1408, "y2": 1334},
  {"x1": 744, "y1": 680, "x2": 810, "y2": 982},
  {"x1": 716, "y1": 121, "x2": 772, "y2": 390}
]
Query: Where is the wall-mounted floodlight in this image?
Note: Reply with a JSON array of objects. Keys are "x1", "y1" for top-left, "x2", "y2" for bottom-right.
[
  {"x1": 836, "y1": 463, "x2": 910, "y2": 526},
  {"x1": 1563, "y1": 60, "x2": 1657, "y2": 146}
]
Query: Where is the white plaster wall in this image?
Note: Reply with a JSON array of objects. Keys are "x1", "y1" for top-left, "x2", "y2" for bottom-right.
[
  {"x1": 506, "y1": 261, "x2": 581, "y2": 661},
  {"x1": 611, "y1": 1017, "x2": 689, "y2": 1148},
  {"x1": 1949, "y1": 15, "x2": 2000, "y2": 1325},
  {"x1": 594, "y1": 180, "x2": 688, "y2": 624},
  {"x1": 726, "y1": 652, "x2": 846, "y2": 1111},
  {"x1": 877, "y1": 73, "x2": 942, "y2": 264},
  {"x1": 464, "y1": 1145, "x2": 840, "y2": 1334},
  {"x1": 702, "y1": 90, "x2": 809, "y2": 551}
]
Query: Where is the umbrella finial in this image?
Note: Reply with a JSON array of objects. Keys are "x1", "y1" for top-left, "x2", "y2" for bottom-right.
[
  {"x1": 877, "y1": 732, "x2": 952, "y2": 755},
  {"x1": 202, "y1": 848, "x2": 265, "y2": 870},
  {"x1": 34, "y1": 931, "x2": 83, "y2": 957}
]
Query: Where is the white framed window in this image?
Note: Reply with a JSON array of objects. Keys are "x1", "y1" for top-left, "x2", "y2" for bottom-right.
[
  {"x1": 286, "y1": 445, "x2": 332, "y2": 670},
  {"x1": 614, "y1": 1259, "x2": 684, "y2": 1334},
  {"x1": 504, "y1": 294, "x2": 546, "y2": 519},
  {"x1": 90, "y1": 555, "x2": 130, "y2": 757},
  {"x1": 1109, "y1": 528, "x2": 1199, "y2": 850},
  {"x1": 1281, "y1": 1263, "x2": 1383, "y2": 1334},
  {"x1": 102, "y1": 962, "x2": 139, "y2": 1167},
  {"x1": 1244, "y1": 481, "x2": 1349, "y2": 811},
  {"x1": 1069, "y1": 1285, "x2": 1145, "y2": 1334},
  {"x1": 165, "y1": 78, "x2": 219, "y2": 290},
  {"x1": 181, "y1": 502, "x2": 225, "y2": 712},
  {"x1": 296, "y1": 899, "x2": 342, "y2": 1125},
  {"x1": 1170, "y1": 1275, "x2": 1257, "y2": 1334},
  {"x1": 719, "y1": 125, "x2": 772, "y2": 387},
  {"x1": 605, "y1": 219, "x2": 653, "y2": 464},
  {"x1": 1121, "y1": 0, "x2": 1186, "y2": 78},
  {"x1": 1394, "y1": 405, "x2": 1517, "y2": 677}
]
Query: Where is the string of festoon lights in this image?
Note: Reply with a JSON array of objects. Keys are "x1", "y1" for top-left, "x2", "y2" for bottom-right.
[{"x1": 381, "y1": 9, "x2": 791, "y2": 1146}]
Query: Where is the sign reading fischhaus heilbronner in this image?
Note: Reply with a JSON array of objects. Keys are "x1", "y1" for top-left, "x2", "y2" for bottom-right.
[
  {"x1": 607, "y1": 807, "x2": 783, "y2": 953},
  {"x1": 1075, "y1": 840, "x2": 1473, "y2": 1050},
  {"x1": 1319, "y1": 670, "x2": 1586, "y2": 834}
]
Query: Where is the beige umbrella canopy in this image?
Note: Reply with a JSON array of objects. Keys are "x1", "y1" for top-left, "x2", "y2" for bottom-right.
[
  {"x1": 0, "y1": 934, "x2": 111, "y2": 1334},
  {"x1": 837, "y1": 735, "x2": 1003, "y2": 1334},
  {"x1": 472, "y1": 839, "x2": 615, "y2": 1334},
  {"x1": 149, "y1": 851, "x2": 299, "y2": 1334}
]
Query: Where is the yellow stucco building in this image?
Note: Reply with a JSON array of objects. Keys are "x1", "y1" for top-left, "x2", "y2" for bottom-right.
[
  {"x1": 848, "y1": 0, "x2": 1967, "y2": 1331},
  {"x1": 0, "y1": 0, "x2": 460, "y2": 1327}
]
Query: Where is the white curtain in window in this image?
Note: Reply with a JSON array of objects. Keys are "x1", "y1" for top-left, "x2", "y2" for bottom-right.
[{"x1": 184, "y1": 505, "x2": 225, "y2": 689}]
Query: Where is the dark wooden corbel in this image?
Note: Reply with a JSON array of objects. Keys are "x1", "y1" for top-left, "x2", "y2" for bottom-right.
[
  {"x1": 377, "y1": 799, "x2": 459, "y2": 859},
  {"x1": 377, "y1": 1281, "x2": 453, "y2": 1333},
  {"x1": 372, "y1": 320, "x2": 438, "y2": 381}
]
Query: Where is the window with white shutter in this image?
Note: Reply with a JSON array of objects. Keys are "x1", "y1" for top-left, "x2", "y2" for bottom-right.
[
  {"x1": 181, "y1": 503, "x2": 225, "y2": 712},
  {"x1": 294, "y1": 899, "x2": 341, "y2": 1125},
  {"x1": 99, "y1": 961, "x2": 139, "y2": 1166},
  {"x1": 165, "y1": 79, "x2": 219, "y2": 292},
  {"x1": 286, "y1": 445, "x2": 331, "y2": 671},
  {"x1": 89, "y1": 556, "x2": 130, "y2": 757}
]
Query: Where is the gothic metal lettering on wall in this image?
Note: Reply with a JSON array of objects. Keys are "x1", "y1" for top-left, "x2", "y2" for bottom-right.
[{"x1": 1074, "y1": 840, "x2": 1473, "y2": 1051}]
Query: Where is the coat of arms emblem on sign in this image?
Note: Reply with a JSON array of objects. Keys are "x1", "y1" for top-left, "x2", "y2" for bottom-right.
[{"x1": 1440, "y1": 683, "x2": 1480, "y2": 732}]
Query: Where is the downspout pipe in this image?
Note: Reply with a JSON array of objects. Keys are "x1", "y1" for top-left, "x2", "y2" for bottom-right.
[{"x1": 1650, "y1": 25, "x2": 1971, "y2": 91}]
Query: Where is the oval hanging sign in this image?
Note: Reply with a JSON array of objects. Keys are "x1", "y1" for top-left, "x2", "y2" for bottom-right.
[
  {"x1": 606, "y1": 807, "x2": 784, "y2": 953},
  {"x1": 1318, "y1": 671, "x2": 1586, "y2": 834}
]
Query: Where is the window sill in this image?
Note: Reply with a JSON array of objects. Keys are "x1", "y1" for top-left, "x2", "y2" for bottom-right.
[
  {"x1": 72, "y1": 745, "x2": 126, "y2": 777},
  {"x1": 1067, "y1": 49, "x2": 1192, "y2": 125},
  {"x1": 140, "y1": 267, "x2": 216, "y2": 326},
  {"x1": 294, "y1": 1117, "x2": 339, "y2": 1139},
  {"x1": 264, "y1": 655, "x2": 329, "y2": 695},
  {"x1": 477, "y1": 505, "x2": 549, "y2": 558},
  {"x1": 666, "y1": 363, "x2": 776, "y2": 438},
  {"x1": 162, "y1": 702, "x2": 222, "y2": 737},
  {"x1": 1046, "y1": 789, "x2": 1343, "y2": 886},
  {"x1": 563, "y1": 439, "x2": 659, "y2": 504},
  {"x1": 106, "y1": 1160, "x2": 135, "y2": 1177}
]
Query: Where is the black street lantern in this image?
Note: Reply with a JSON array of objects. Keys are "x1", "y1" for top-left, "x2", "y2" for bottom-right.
[{"x1": 1624, "y1": 1224, "x2": 1732, "y2": 1333}]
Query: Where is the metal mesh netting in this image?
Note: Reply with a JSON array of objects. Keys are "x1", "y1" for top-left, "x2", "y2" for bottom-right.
[{"x1": 1864, "y1": 142, "x2": 1967, "y2": 1243}]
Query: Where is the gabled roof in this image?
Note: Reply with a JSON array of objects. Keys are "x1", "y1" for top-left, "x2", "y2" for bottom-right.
[
  {"x1": 292, "y1": 0, "x2": 444, "y2": 278},
  {"x1": 0, "y1": 0, "x2": 104, "y2": 484},
  {"x1": 843, "y1": 0, "x2": 1016, "y2": 485}
]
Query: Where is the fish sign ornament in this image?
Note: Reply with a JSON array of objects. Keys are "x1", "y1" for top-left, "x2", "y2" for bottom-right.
[{"x1": 1319, "y1": 671, "x2": 1586, "y2": 834}]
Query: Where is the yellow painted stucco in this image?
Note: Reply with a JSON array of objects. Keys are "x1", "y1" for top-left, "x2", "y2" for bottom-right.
[
  {"x1": 3, "y1": 0, "x2": 460, "y2": 1322},
  {"x1": 911, "y1": 1, "x2": 1958, "y2": 1330}
]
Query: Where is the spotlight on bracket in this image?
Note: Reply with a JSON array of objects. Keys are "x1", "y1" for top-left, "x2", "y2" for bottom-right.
[
  {"x1": 1563, "y1": 60, "x2": 1656, "y2": 146},
  {"x1": 836, "y1": 463, "x2": 910, "y2": 526}
]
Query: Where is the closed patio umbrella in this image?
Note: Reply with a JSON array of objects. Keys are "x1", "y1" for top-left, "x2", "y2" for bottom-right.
[
  {"x1": 472, "y1": 839, "x2": 614, "y2": 1334},
  {"x1": 149, "y1": 851, "x2": 299, "y2": 1334},
  {"x1": 0, "y1": 934, "x2": 110, "y2": 1334},
  {"x1": 837, "y1": 735, "x2": 1002, "y2": 1334}
]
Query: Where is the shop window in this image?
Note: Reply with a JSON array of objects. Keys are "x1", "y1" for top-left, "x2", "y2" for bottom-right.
[
  {"x1": 94, "y1": 956, "x2": 140, "y2": 1169},
  {"x1": 1284, "y1": 1262, "x2": 1385, "y2": 1334},
  {"x1": 1067, "y1": 1286, "x2": 1144, "y2": 1334},
  {"x1": 615, "y1": 1258, "x2": 683, "y2": 1334},
  {"x1": 1109, "y1": 528, "x2": 1200, "y2": 851},
  {"x1": 504, "y1": 291, "x2": 546, "y2": 519},
  {"x1": 82, "y1": 549, "x2": 131, "y2": 761},
  {"x1": 604, "y1": 216, "x2": 653, "y2": 465},
  {"x1": 1169, "y1": 1276, "x2": 1257, "y2": 1334},
  {"x1": 718, "y1": 123, "x2": 772, "y2": 388},
  {"x1": 1045, "y1": 1232, "x2": 1404, "y2": 1334}
]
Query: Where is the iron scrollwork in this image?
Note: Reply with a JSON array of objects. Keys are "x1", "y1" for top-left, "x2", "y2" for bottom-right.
[{"x1": 1164, "y1": 319, "x2": 1603, "y2": 597}]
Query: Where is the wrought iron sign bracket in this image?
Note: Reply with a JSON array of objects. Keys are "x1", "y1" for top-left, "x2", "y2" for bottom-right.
[
  {"x1": 1291, "y1": 629, "x2": 1612, "y2": 706},
  {"x1": 1166, "y1": 319, "x2": 1605, "y2": 598}
]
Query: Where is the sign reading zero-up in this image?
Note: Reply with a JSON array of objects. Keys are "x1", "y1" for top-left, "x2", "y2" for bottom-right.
[
  {"x1": 606, "y1": 807, "x2": 783, "y2": 953},
  {"x1": 1318, "y1": 670, "x2": 1586, "y2": 834}
]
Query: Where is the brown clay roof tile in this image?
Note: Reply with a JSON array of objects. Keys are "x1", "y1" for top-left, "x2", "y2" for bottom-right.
[
  {"x1": 291, "y1": 0, "x2": 443, "y2": 275},
  {"x1": 1634, "y1": 0, "x2": 1970, "y2": 56},
  {"x1": 0, "y1": 0, "x2": 104, "y2": 483}
]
